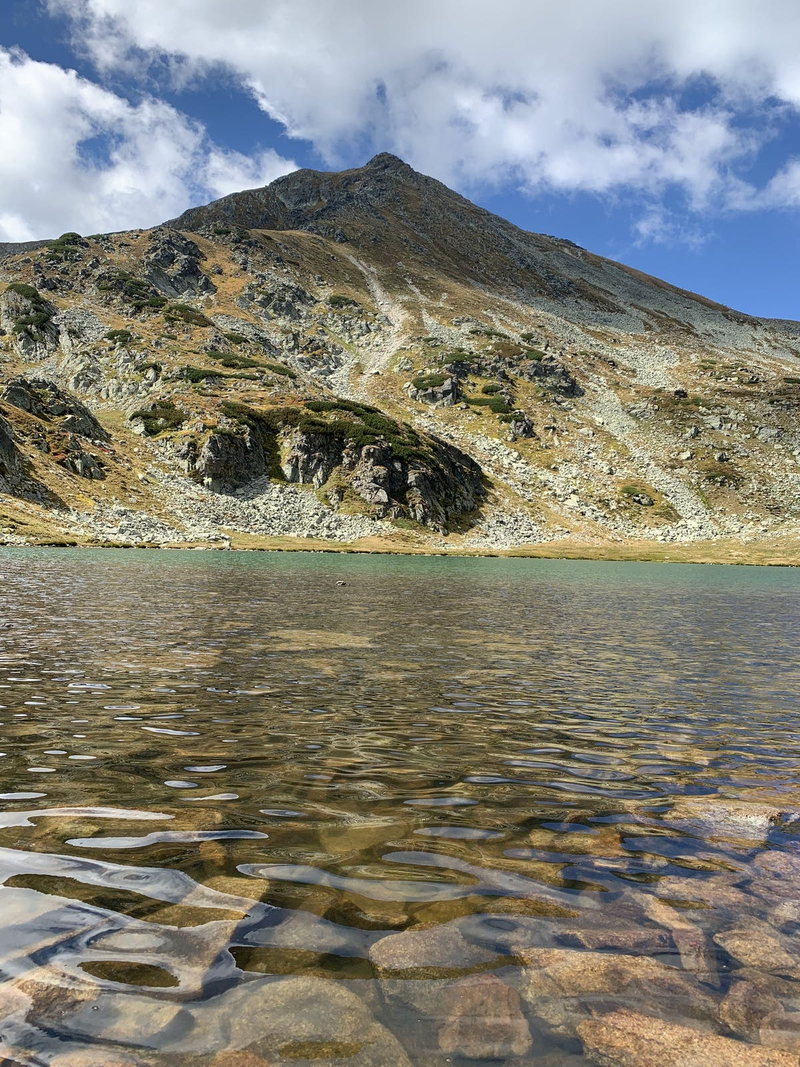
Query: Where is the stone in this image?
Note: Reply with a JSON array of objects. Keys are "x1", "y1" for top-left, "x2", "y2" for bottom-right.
[
  {"x1": 578, "y1": 1009, "x2": 798, "y2": 1066},
  {"x1": 761, "y1": 1011, "x2": 800, "y2": 1055},
  {"x1": 404, "y1": 375, "x2": 460, "y2": 406},
  {"x1": 517, "y1": 947, "x2": 719, "y2": 1039},
  {"x1": 753, "y1": 851, "x2": 800, "y2": 881},
  {"x1": 183, "y1": 976, "x2": 412, "y2": 1065},
  {"x1": 49, "y1": 1048, "x2": 144, "y2": 1067},
  {"x1": 506, "y1": 411, "x2": 535, "y2": 440},
  {"x1": 208, "y1": 1053, "x2": 275, "y2": 1067},
  {"x1": 437, "y1": 974, "x2": 532, "y2": 1059},
  {"x1": 668, "y1": 799, "x2": 797, "y2": 841},
  {"x1": 13, "y1": 965, "x2": 97, "y2": 1021},
  {"x1": 369, "y1": 922, "x2": 500, "y2": 978},
  {"x1": 61, "y1": 992, "x2": 188, "y2": 1048},
  {"x1": 653, "y1": 874, "x2": 750, "y2": 912},
  {"x1": 714, "y1": 920, "x2": 800, "y2": 977},
  {"x1": 721, "y1": 979, "x2": 783, "y2": 1041}
]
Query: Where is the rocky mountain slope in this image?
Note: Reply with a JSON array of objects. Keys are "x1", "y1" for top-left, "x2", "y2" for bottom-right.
[{"x1": 1, "y1": 153, "x2": 799, "y2": 559}]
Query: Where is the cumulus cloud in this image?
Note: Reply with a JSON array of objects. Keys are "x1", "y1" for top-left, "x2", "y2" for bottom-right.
[
  {"x1": 0, "y1": 47, "x2": 295, "y2": 241},
  {"x1": 47, "y1": 0, "x2": 800, "y2": 218}
]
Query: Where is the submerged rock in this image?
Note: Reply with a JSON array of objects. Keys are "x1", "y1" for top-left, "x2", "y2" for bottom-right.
[
  {"x1": 437, "y1": 973, "x2": 532, "y2": 1060},
  {"x1": 578, "y1": 1008, "x2": 797, "y2": 1066},
  {"x1": 182, "y1": 975, "x2": 411, "y2": 1065},
  {"x1": 49, "y1": 1049, "x2": 145, "y2": 1067},
  {"x1": 721, "y1": 978, "x2": 784, "y2": 1042},
  {"x1": 517, "y1": 946, "x2": 719, "y2": 1039},
  {"x1": 667, "y1": 799, "x2": 799, "y2": 842},
  {"x1": 714, "y1": 919, "x2": 800, "y2": 977},
  {"x1": 369, "y1": 922, "x2": 500, "y2": 978}
]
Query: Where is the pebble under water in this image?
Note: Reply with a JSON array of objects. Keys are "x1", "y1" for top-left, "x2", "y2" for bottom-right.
[{"x1": 0, "y1": 548, "x2": 800, "y2": 1066}]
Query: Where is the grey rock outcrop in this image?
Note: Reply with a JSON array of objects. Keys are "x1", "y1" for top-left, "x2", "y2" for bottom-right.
[
  {"x1": 405, "y1": 375, "x2": 460, "y2": 406},
  {"x1": 506, "y1": 411, "x2": 535, "y2": 440},
  {"x1": 517, "y1": 353, "x2": 583, "y2": 397},
  {"x1": 144, "y1": 228, "x2": 216, "y2": 298},
  {"x1": 192, "y1": 428, "x2": 270, "y2": 491},
  {"x1": 2, "y1": 377, "x2": 109, "y2": 442},
  {"x1": 0, "y1": 284, "x2": 60, "y2": 360}
]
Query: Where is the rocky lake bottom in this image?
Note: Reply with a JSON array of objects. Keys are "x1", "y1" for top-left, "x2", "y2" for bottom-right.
[{"x1": 0, "y1": 548, "x2": 799, "y2": 1065}]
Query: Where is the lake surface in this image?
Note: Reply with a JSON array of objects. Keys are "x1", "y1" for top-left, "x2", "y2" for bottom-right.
[{"x1": 0, "y1": 548, "x2": 799, "y2": 1065}]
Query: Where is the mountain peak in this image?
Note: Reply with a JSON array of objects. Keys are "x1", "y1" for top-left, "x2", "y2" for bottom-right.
[{"x1": 363, "y1": 152, "x2": 411, "y2": 172}]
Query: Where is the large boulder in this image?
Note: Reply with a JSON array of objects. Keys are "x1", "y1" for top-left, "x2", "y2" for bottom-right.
[{"x1": 405, "y1": 374, "x2": 460, "y2": 406}]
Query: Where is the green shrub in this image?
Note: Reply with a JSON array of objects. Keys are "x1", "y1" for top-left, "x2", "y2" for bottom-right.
[
  {"x1": 264, "y1": 361, "x2": 297, "y2": 379},
  {"x1": 411, "y1": 373, "x2": 447, "y2": 390},
  {"x1": 206, "y1": 350, "x2": 260, "y2": 369},
  {"x1": 179, "y1": 364, "x2": 224, "y2": 383},
  {"x1": 467, "y1": 395, "x2": 512, "y2": 414},
  {"x1": 225, "y1": 332, "x2": 248, "y2": 345},
  {"x1": 131, "y1": 400, "x2": 185, "y2": 435},
  {"x1": 481, "y1": 383, "x2": 501, "y2": 395},
  {"x1": 44, "y1": 232, "x2": 86, "y2": 262},
  {"x1": 469, "y1": 326, "x2": 505, "y2": 338},
  {"x1": 165, "y1": 303, "x2": 212, "y2": 328},
  {"x1": 106, "y1": 329, "x2": 133, "y2": 344},
  {"x1": 328, "y1": 294, "x2": 358, "y2": 309}
]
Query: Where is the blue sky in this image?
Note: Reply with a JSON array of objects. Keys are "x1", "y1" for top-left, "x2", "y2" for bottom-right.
[{"x1": 2, "y1": 0, "x2": 800, "y2": 319}]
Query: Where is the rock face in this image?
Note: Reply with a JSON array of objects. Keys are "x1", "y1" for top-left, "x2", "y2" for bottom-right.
[
  {"x1": 185, "y1": 401, "x2": 485, "y2": 532},
  {"x1": 193, "y1": 428, "x2": 271, "y2": 490},
  {"x1": 280, "y1": 429, "x2": 484, "y2": 531},
  {"x1": 0, "y1": 415, "x2": 20, "y2": 486}
]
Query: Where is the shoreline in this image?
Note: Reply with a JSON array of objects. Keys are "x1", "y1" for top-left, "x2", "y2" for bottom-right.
[{"x1": 3, "y1": 531, "x2": 800, "y2": 567}]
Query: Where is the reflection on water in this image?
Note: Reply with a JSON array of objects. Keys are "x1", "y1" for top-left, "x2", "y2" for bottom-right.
[{"x1": 0, "y1": 548, "x2": 799, "y2": 1064}]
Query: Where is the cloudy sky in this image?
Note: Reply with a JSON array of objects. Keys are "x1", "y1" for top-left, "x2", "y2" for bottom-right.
[{"x1": 2, "y1": 1, "x2": 800, "y2": 316}]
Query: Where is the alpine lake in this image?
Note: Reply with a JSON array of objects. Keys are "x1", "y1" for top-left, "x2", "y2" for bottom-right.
[{"x1": 0, "y1": 547, "x2": 799, "y2": 1066}]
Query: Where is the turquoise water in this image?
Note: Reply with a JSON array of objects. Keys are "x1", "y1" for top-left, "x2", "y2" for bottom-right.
[{"x1": 0, "y1": 548, "x2": 798, "y2": 1064}]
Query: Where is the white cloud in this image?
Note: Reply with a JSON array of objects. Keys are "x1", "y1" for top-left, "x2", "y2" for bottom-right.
[
  {"x1": 45, "y1": 0, "x2": 800, "y2": 219},
  {"x1": 0, "y1": 48, "x2": 295, "y2": 241}
]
